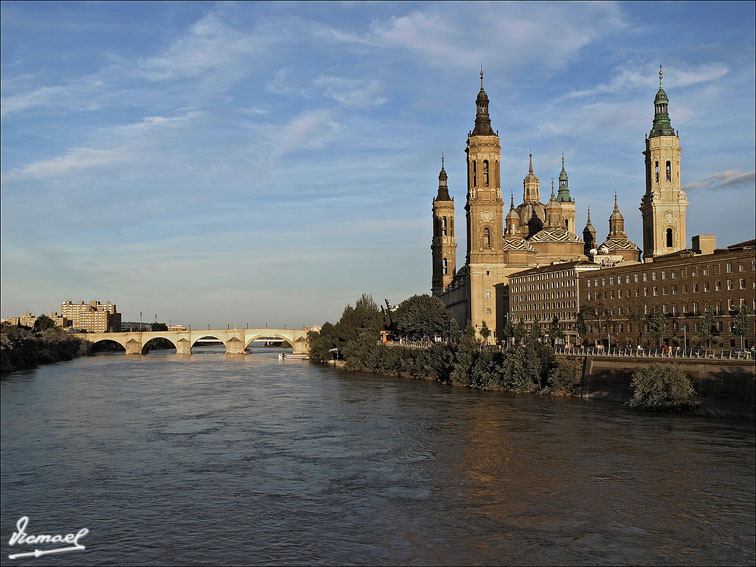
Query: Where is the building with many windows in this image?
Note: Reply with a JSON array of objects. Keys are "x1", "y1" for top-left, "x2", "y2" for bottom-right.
[
  {"x1": 61, "y1": 300, "x2": 121, "y2": 333},
  {"x1": 578, "y1": 238, "x2": 755, "y2": 348}
]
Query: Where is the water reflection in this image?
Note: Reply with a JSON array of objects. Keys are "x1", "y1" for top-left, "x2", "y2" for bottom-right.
[{"x1": 1, "y1": 354, "x2": 753, "y2": 565}]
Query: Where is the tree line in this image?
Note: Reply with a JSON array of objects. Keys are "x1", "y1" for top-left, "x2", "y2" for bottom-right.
[
  {"x1": 1, "y1": 316, "x2": 82, "y2": 374},
  {"x1": 307, "y1": 294, "x2": 581, "y2": 395}
]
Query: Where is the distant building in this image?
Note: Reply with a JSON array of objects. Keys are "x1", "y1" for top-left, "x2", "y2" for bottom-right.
[
  {"x1": 509, "y1": 260, "x2": 601, "y2": 344},
  {"x1": 61, "y1": 300, "x2": 121, "y2": 332}
]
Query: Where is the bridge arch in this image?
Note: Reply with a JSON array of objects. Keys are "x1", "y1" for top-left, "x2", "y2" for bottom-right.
[
  {"x1": 90, "y1": 338, "x2": 127, "y2": 354},
  {"x1": 244, "y1": 334, "x2": 295, "y2": 351},
  {"x1": 191, "y1": 335, "x2": 227, "y2": 354},
  {"x1": 142, "y1": 336, "x2": 177, "y2": 354}
]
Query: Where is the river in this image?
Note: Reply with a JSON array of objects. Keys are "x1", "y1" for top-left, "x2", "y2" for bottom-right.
[{"x1": 1, "y1": 349, "x2": 754, "y2": 565}]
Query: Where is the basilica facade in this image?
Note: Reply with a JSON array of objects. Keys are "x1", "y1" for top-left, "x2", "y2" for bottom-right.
[{"x1": 432, "y1": 69, "x2": 686, "y2": 340}]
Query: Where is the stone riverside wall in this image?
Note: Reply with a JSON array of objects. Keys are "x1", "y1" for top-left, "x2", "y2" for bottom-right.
[{"x1": 561, "y1": 355, "x2": 755, "y2": 406}]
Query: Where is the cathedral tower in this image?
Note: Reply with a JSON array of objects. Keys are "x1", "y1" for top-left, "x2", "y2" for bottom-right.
[
  {"x1": 465, "y1": 70, "x2": 503, "y2": 266},
  {"x1": 640, "y1": 66, "x2": 688, "y2": 259},
  {"x1": 431, "y1": 157, "x2": 457, "y2": 295},
  {"x1": 583, "y1": 207, "x2": 596, "y2": 256},
  {"x1": 464, "y1": 70, "x2": 505, "y2": 340},
  {"x1": 556, "y1": 154, "x2": 576, "y2": 234}
]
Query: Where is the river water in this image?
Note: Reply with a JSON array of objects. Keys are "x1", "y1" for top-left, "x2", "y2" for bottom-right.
[{"x1": 1, "y1": 349, "x2": 754, "y2": 566}]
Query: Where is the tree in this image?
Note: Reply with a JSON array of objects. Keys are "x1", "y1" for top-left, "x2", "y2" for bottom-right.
[
  {"x1": 502, "y1": 318, "x2": 515, "y2": 346},
  {"x1": 549, "y1": 316, "x2": 564, "y2": 347},
  {"x1": 697, "y1": 307, "x2": 718, "y2": 348},
  {"x1": 649, "y1": 307, "x2": 669, "y2": 347},
  {"x1": 514, "y1": 318, "x2": 527, "y2": 344},
  {"x1": 575, "y1": 311, "x2": 587, "y2": 343},
  {"x1": 33, "y1": 315, "x2": 56, "y2": 332},
  {"x1": 628, "y1": 363, "x2": 695, "y2": 410},
  {"x1": 733, "y1": 305, "x2": 750, "y2": 349},
  {"x1": 580, "y1": 299, "x2": 611, "y2": 345},
  {"x1": 528, "y1": 316, "x2": 543, "y2": 343},
  {"x1": 393, "y1": 294, "x2": 456, "y2": 339},
  {"x1": 151, "y1": 322, "x2": 168, "y2": 331},
  {"x1": 625, "y1": 298, "x2": 650, "y2": 347},
  {"x1": 479, "y1": 320, "x2": 491, "y2": 344}
]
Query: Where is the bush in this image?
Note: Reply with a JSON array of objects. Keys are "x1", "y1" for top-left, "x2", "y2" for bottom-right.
[
  {"x1": 627, "y1": 363, "x2": 695, "y2": 410},
  {"x1": 549, "y1": 359, "x2": 582, "y2": 395}
]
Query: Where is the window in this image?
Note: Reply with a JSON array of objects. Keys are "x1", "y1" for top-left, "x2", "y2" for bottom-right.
[
  {"x1": 715, "y1": 281, "x2": 721, "y2": 291},
  {"x1": 587, "y1": 280, "x2": 591, "y2": 288},
  {"x1": 666, "y1": 228, "x2": 673, "y2": 247},
  {"x1": 610, "y1": 277, "x2": 614, "y2": 285},
  {"x1": 485, "y1": 290, "x2": 491, "y2": 299},
  {"x1": 693, "y1": 302, "x2": 699, "y2": 315},
  {"x1": 483, "y1": 160, "x2": 489, "y2": 186},
  {"x1": 661, "y1": 270, "x2": 666, "y2": 280},
  {"x1": 666, "y1": 160, "x2": 671, "y2": 182},
  {"x1": 472, "y1": 160, "x2": 477, "y2": 186},
  {"x1": 634, "y1": 274, "x2": 639, "y2": 283},
  {"x1": 655, "y1": 161, "x2": 659, "y2": 182},
  {"x1": 483, "y1": 227, "x2": 490, "y2": 248},
  {"x1": 644, "y1": 287, "x2": 648, "y2": 297},
  {"x1": 740, "y1": 279, "x2": 746, "y2": 289},
  {"x1": 442, "y1": 258, "x2": 448, "y2": 275},
  {"x1": 739, "y1": 264, "x2": 745, "y2": 272},
  {"x1": 485, "y1": 307, "x2": 492, "y2": 315},
  {"x1": 671, "y1": 271, "x2": 677, "y2": 280},
  {"x1": 726, "y1": 262, "x2": 732, "y2": 273},
  {"x1": 704, "y1": 282, "x2": 709, "y2": 292},
  {"x1": 703, "y1": 267, "x2": 709, "y2": 276},
  {"x1": 672, "y1": 285, "x2": 677, "y2": 295},
  {"x1": 643, "y1": 273, "x2": 648, "y2": 282},
  {"x1": 442, "y1": 217, "x2": 448, "y2": 236},
  {"x1": 694, "y1": 283, "x2": 699, "y2": 292},
  {"x1": 653, "y1": 287, "x2": 658, "y2": 296},
  {"x1": 652, "y1": 272, "x2": 657, "y2": 281},
  {"x1": 727, "y1": 280, "x2": 733, "y2": 290}
]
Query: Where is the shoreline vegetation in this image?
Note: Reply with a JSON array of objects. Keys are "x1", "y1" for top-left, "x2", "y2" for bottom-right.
[
  {"x1": 308, "y1": 294, "x2": 717, "y2": 415},
  {"x1": 1, "y1": 319, "x2": 81, "y2": 375}
]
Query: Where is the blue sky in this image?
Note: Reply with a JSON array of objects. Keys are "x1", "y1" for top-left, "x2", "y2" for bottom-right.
[{"x1": 2, "y1": 1, "x2": 754, "y2": 328}]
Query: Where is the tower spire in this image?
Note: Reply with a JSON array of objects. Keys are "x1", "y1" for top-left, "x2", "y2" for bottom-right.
[
  {"x1": 472, "y1": 69, "x2": 495, "y2": 136},
  {"x1": 528, "y1": 150, "x2": 533, "y2": 173},
  {"x1": 650, "y1": 65, "x2": 674, "y2": 137}
]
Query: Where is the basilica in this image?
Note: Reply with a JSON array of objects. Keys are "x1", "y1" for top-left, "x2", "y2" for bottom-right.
[{"x1": 432, "y1": 69, "x2": 688, "y2": 339}]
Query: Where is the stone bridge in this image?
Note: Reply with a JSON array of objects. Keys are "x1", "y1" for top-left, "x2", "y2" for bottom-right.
[{"x1": 74, "y1": 329, "x2": 309, "y2": 356}]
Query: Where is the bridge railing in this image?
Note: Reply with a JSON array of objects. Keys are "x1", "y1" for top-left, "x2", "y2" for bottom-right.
[{"x1": 554, "y1": 345, "x2": 754, "y2": 360}]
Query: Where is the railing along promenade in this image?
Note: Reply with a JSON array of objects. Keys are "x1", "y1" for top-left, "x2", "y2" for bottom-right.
[{"x1": 383, "y1": 338, "x2": 754, "y2": 361}]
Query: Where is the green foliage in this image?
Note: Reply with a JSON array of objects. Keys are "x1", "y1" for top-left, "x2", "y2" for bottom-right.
[
  {"x1": 33, "y1": 315, "x2": 56, "y2": 332},
  {"x1": 393, "y1": 294, "x2": 457, "y2": 338},
  {"x1": 1, "y1": 325, "x2": 81, "y2": 374},
  {"x1": 479, "y1": 320, "x2": 491, "y2": 343},
  {"x1": 514, "y1": 318, "x2": 527, "y2": 343},
  {"x1": 528, "y1": 317, "x2": 543, "y2": 343},
  {"x1": 697, "y1": 307, "x2": 718, "y2": 347},
  {"x1": 151, "y1": 322, "x2": 168, "y2": 331},
  {"x1": 628, "y1": 363, "x2": 695, "y2": 410},
  {"x1": 549, "y1": 316, "x2": 563, "y2": 346},
  {"x1": 733, "y1": 305, "x2": 750, "y2": 348},
  {"x1": 308, "y1": 294, "x2": 383, "y2": 362},
  {"x1": 575, "y1": 311, "x2": 587, "y2": 339},
  {"x1": 548, "y1": 359, "x2": 581, "y2": 395},
  {"x1": 502, "y1": 318, "x2": 515, "y2": 344},
  {"x1": 649, "y1": 307, "x2": 669, "y2": 347}
]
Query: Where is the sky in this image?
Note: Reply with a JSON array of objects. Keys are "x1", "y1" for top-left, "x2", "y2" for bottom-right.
[{"x1": 2, "y1": 1, "x2": 754, "y2": 329}]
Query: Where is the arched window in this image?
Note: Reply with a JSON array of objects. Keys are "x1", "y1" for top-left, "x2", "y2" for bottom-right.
[
  {"x1": 655, "y1": 161, "x2": 660, "y2": 183},
  {"x1": 666, "y1": 228, "x2": 673, "y2": 247},
  {"x1": 473, "y1": 161, "x2": 477, "y2": 187},
  {"x1": 483, "y1": 160, "x2": 489, "y2": 186},
  {"x1": 483, "y1": 227, "x2": 491, "y2": 248},
  {"x1": 450, "y1": 218, "x2": 454, "y2": 236},
  {"x1": 666, "y1": 161, "x2": 671, "y2": 182},
  {"x1": 442, "y1": 258, "x2": 448, "y2": 275},
  {"x1": 442, "y1": 217, "x2": 448, "y2": 236}
]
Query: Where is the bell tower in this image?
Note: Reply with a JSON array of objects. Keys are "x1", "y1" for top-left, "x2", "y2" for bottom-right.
[
  {"x1": 465, "y1": 69, "x2": 503, "y2": 266},
  {"x1": 431, "y1": 156, "x2": 457, "y2": 296},
  {"x1": 640, "y1": 66, "x2": 688, "y2": 260},
  {"x1": 464, "y1": 69, "x2": 505, "y2": 340}
]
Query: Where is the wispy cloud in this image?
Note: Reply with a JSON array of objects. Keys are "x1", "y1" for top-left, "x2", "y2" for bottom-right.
[
  {"x1": 560, "y1": 62, "x2": 729, "y2": 100},
  {"x1": 683, "y1": 169, "x2": 755, "y2": 191},
  {"x1": 312, "y1": 75, "x2": 386, "y2": 108}
]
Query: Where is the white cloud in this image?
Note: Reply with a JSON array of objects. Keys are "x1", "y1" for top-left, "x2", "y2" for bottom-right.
[
  {"x1": 312, "y1": 75, "x2": 386, "y2": 108},
  {"x1": 683, "y1": 169, "x2": 755, "y2": 191},
  {"x1": 561, "y1": 62, "x2": 729, "y2": 100}
]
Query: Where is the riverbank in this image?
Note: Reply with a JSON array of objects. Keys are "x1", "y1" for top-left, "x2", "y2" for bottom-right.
[{"x1": 0, "y1": 326, "x2": 81, "y2": 375}]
